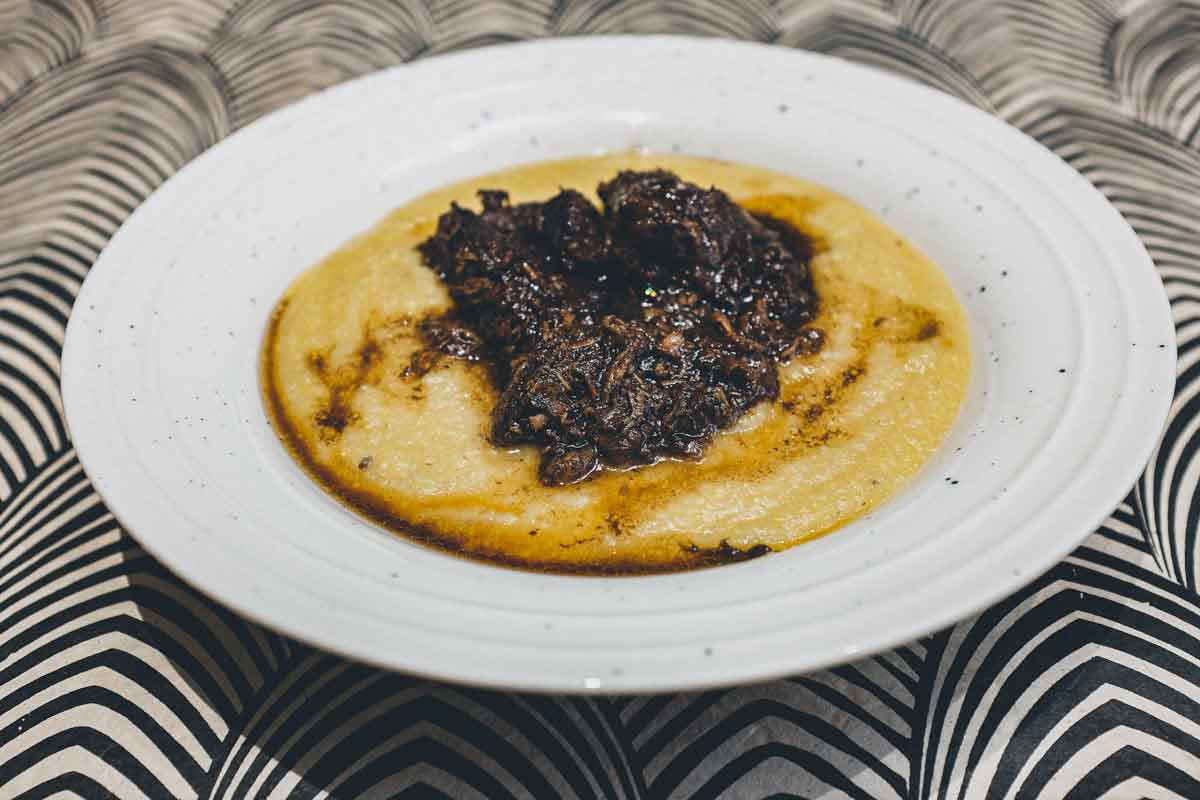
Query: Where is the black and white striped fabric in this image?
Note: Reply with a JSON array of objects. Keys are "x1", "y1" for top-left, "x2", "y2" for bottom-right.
[{"x1": 3, "y1": 2, "x2": 1199, "y2": 797}]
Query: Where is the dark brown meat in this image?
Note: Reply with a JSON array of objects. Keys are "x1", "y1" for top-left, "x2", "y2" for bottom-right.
[{"x1": 416, "y1": 170, "x2": 820, "y2": 486}]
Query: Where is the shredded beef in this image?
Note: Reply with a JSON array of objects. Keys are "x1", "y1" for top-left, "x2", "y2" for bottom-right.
[{"x1": 417, "y1": 169, "x2": 820, "y2": 486}]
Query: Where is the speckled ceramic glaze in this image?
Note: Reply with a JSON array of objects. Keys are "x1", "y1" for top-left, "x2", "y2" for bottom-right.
[{"x1": 61, "y1": 38, "x2": 1175, "y2": 692}]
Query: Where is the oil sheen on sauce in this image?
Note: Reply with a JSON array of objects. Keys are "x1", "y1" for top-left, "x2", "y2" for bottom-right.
[{"x1": 261, "y1": 154, "x2": 971, "y2": 574}]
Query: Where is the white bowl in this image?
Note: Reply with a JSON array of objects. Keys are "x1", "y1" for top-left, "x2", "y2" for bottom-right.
[{"x1": 61, "y1": 37, "x2": 1175, "y2": 693}]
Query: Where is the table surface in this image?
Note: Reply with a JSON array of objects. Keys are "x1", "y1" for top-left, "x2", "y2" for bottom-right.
[{"x1": 2, "y1": 2, "x2": 1199, "y2": 798}]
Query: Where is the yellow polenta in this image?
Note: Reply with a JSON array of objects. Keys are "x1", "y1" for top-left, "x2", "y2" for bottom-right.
[{"x1": 262, "y1": 154, "x2": 970, "y2": 573}]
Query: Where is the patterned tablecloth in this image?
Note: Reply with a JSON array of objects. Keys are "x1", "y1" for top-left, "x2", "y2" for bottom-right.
[{"x1": 2, "y1": 2, "x2": 1199, "y2": 798}]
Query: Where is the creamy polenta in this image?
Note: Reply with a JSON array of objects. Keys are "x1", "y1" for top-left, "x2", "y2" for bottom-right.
[{"x1": 262, "y1": 154, "x2": 970, "y2": 573}]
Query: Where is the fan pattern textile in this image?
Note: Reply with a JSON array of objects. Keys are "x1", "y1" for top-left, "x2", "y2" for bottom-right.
[{"x1": 2, "y1": 1, "x2": 1199, "y2": 797}]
